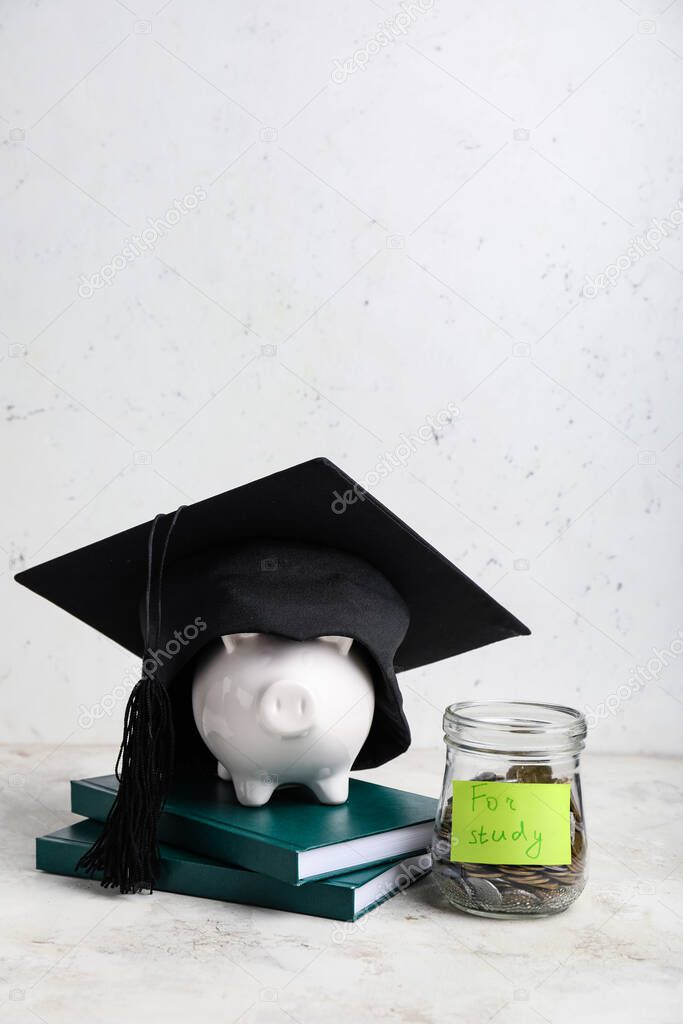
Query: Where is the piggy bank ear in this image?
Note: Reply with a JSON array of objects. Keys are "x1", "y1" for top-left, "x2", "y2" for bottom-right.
[
  {"x1": 221, "y1": 633, "x2": 258, "y2": 654},
  {"x1": 318, "y1": 635, "x2": 353, "y2": 657}
]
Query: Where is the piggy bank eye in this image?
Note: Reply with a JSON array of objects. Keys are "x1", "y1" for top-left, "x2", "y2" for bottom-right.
[{"x1": 317, "y1": 636, "x2": 353, "y2": 656}]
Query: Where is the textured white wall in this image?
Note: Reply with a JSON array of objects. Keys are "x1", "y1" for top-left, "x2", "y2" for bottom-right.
[{"x1": 1, "y1": 0, "x2": 682, "y2": 754}]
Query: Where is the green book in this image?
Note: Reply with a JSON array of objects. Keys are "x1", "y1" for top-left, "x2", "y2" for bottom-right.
[
  {"x1": 37, "y1": 820, "x2": 431, "y2": 922},
  {"x1": 71, "y1": 775, "x2": 437, "y2": 886}
]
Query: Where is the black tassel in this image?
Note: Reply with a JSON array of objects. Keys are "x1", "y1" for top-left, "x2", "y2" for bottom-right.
[
  {"x1": 75, "y1": 506, "x2": 185, "y2": 893},
  {"x1": 76, "y1": 672, "x2": 175, "y2": 892}
]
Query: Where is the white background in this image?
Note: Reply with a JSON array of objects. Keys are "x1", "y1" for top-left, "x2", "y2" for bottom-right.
[{"x1": 1, "y1": 0, "x2": 682, "y2": 755}]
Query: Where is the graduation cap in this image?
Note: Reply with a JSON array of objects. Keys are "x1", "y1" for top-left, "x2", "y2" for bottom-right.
[{"x1": 16, "y1": 457, "x2": 529, "y2": 893}]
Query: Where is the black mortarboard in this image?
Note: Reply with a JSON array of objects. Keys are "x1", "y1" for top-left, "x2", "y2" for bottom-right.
[{"x1": 16, "y1": 457, "x2": 529, "y2": 892}]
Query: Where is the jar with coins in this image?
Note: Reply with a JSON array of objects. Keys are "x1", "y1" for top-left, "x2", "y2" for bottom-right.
[{"x1": 432, "y1": 701, "x2": 587, "y2": 917}]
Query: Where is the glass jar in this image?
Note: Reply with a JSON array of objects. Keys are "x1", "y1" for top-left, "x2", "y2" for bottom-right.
[{"x1": 432, "y1": 701, "x2": 587, "y2": 918}]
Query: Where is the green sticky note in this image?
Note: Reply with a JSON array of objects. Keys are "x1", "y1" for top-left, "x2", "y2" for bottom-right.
[{"x1": 451, "y1": 781, "x2": 571, "y2": 866}]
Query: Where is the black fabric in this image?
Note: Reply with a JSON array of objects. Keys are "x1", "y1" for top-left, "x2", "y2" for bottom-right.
[
  {"x1": 15, "y1": 457, "x2": 532, "y2": 775},
  {"x1": 15, "y1": 458, "x2": 530, "y2": 673}
]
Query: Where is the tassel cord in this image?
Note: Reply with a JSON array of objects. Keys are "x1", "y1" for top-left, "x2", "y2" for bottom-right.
[{"x1": 76, "y1": 506, "x2": 185, "y2": 892}]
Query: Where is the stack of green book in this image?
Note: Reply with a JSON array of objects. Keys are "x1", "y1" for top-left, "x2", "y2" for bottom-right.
[{"x1": 36, "y1": 776, "x2": 437, "y2": 921}]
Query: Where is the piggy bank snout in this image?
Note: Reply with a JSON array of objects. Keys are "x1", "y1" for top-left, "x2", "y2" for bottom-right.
[{"x1": 258, "y1": 680, "x2": 317, "y2": 738}]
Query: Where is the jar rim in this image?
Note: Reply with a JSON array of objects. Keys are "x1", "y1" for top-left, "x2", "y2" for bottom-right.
[{"x1": 443, "y1": 700, "x2": 587, "y2": 754}]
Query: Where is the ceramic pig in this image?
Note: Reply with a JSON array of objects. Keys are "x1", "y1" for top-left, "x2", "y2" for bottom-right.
[{"x1": 191, "y1": 632, "x2": 375, "y2": 806}]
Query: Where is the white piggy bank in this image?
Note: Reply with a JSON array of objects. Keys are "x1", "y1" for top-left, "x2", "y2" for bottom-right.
[{"x1": 191, "y1": 633, "x2": 375, "y2": 806}]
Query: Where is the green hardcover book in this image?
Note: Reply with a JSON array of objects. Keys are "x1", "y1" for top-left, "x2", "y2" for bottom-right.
[
  {"x1": 37, "y1": 820, "x2": 431, "y2": 922},
  {"x1": 71, "y1": 775, "x2": 437, "y2": 886}
]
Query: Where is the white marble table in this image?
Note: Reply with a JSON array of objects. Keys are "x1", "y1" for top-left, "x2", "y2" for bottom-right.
[{"x1": 1, "y1": 746, "x2": 681, "y2": 1024}]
